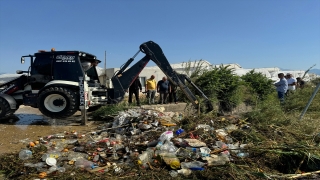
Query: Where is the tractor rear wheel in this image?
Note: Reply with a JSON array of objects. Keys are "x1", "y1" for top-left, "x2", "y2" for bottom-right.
[
  {"x1": 38, "y1": 87, "x2": 79, "y2": 119},
  {"x1": 0, "y1": 97, "x2": 14, "y2": 119}
]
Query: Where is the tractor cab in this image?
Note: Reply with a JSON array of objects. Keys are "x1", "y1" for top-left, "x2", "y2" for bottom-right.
[{"x1": 20, "y1": 49, "x2": 101, "y2": 89}]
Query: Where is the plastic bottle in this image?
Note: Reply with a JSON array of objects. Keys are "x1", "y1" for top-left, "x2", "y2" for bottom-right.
[
  {"x1": 19, "y1": 149, "x2": 33, "y2": 160},
  {"x1": 199, "y1": 147, "x2": 211, "y2": 159},
  {"x1": 74, "y1": 158, "x2": 96, "y2": 170},
  {"x1": 186, "y1": 147, "x2": 200, "y2": 153},
  {"x1": 47, "y1": 166, "x2": 57, "y2": 174},
  {"x1": 155, "y1": 141, "x2": 163, "y2": 150},
  {"x1": 196, "y1": 124, "x2": 212, "y2": 131},
  {"x1": 185, "y1": 147, "x2": 201, "y2": 159},
  {"x1": 237, "y1": 152, "x2": 249, "y2": 158},
  {"x1": 177, "y1": 169, "x2": 192, "y2": 176},
  {"x1": 206, "y1": 154, "x2": 229, "y2": 166},
  {"x1": 93, "y1": 154, "x2": 99, "y2": 162},
  {"x1": 169, "y1": 170, "x2": 178, "y2": 177},
  {"x1": 158, "y1": 131, "x2": 173, "y2": 143},
  {"x1": 160, "y1": 141, "x2": 177, "y2": 153},
  {"x1": 159, "y1": 152, "x2": 181, "y2": 169},
  {"x1": 57, "y1": 167, "x2": 66, "y2": 173},
  {"x1": 180, "y1": 161, "x2": 206, "y2": 169},
  {"x1": 67, "y1": 151, "x2": 89, "y2": 161},
  {"x1": 137, "y1": 148, "x2": 154, "y2": 165},
  {"x1": 176, "y1": 148, "x2": 191, "y2": 158},
  {"x1": 46, "y1": 166, "x2": 66, "y2": 174},
  {"x1": 24, "y1": 162, "x2": 45, "y2": 168}
]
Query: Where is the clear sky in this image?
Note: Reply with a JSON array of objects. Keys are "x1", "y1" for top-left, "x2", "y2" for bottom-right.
[{"x1": 0, "y1": 0, "x2": 319, "y2": 73}]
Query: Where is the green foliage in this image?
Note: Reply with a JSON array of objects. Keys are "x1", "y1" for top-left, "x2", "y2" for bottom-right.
[
  {"x1": 244, "y1": 94, "x2": 288, "y2": 126},
  {"x1": 310, "y1": 77, "x2": 320, "y2": 85},
  {"x1": 241, "y1": 70, "x2": 274, "y2": 101},
  {"x1": 196, "y1": 65, "x2": 243, "y2": 112},
  {"x1": 177, "y1": 60, "x2": 214, "y2": 110},
  {"x1": 283, "y1": 85, "x2": 320, "y2": 113},
  {"x1": 91, "y1": 103, "x2": 127, "y2": 120},
  {"x1": 181, "y1": 59, "x2": 209, "y2": 79}
]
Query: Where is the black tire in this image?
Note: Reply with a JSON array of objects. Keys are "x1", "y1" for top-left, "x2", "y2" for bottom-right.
[
  {"x1": 0, "y1": 97, "x2": 14, "y2": 119},
  {"x1": 38, "y1": 87, "x2": 79, "y2": 119}
]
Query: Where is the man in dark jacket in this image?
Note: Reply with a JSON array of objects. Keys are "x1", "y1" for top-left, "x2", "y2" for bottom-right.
[
  {"x1": 157, "y1": 76, "x2": 170, "y2": 104},
  {"x1": 128, "y1": 77, "x2": 142, "y2": 106}
]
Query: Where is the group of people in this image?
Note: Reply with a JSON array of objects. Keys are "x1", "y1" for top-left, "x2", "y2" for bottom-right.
[
  {"x1": 128, "y1": 75, "x2": 178, "y2": 106},
  {"x1": 274, "y1": 73, "x2": 305, "y2": 103}
]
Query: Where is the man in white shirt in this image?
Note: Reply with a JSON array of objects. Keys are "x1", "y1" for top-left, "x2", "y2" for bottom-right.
[{"x1": 286, "y1": 73, "x2": 297, "y2": 95}]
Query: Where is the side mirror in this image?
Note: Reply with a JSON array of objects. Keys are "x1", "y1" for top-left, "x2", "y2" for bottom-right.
[
  {"x1": 16, "y1": 70, "x2": 23, "y2": 74},
  {"x1": 21, "y1": 57, "x2": 25, "y2": 64}
]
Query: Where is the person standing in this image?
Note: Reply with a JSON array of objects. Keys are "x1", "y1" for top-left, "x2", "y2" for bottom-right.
[
  {"x1": 145, "y1": 75, "x2": 157, "y2": 104},
  {"x1": 128, "y1": 77, "x2": 142, "y2": 106},
  {"x1": 296, "y1": 77, "x2": 305, "y2": 89},
  {"x1": 274, "y1": 73, "x2": 288, "y2": 103},
  {"x1": 168, "y1": 81, "x2": 178, "y2": 104},
  {"x1": 157, "y1": 77, "x2": 170, "y2": 104},
  {"x1": 286, "y1": 73, "x2": 297, "y2": 95}
]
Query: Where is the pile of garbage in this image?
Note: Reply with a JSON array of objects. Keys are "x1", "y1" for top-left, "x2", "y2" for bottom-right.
[
  {"x1": 14, "y1": 107, "x2": 256, "y2": 179},
  {"x1": 10, "y1": 107, "x2": 320, "y2": 179}
]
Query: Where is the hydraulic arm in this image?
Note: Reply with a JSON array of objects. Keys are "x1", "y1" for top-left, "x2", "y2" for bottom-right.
[{"x1": 111, "y1": 41, "x2": 213, "y2": 112}]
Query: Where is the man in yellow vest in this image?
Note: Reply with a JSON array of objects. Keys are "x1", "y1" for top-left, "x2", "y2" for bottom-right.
[{"x1": 145, "y1": 75, "x2": 157, "y2": 104}]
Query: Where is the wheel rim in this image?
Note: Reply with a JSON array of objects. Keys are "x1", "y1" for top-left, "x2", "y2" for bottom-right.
[{"x1": 44, "y1": 94, "x2": 67, "y2": 112}]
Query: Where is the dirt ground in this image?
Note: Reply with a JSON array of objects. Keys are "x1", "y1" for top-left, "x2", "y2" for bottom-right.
[
  {"x1": 0, "y1": 103, "x2": 188, "y2": 155},
  {"x1": 0, "y1": 106, "x2": 102, "y2": 154}
]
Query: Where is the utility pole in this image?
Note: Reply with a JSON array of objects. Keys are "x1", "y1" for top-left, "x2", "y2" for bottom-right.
[{"x1": 104, "y1": 51, "x2": 107, "y2": 87}]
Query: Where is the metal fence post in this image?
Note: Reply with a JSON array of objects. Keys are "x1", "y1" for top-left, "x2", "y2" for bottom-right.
[
  {"x1": 79, "y1": 76, "x2": 88, "y2": 125},
  {"x1": 299, "y1": 83, "x2": 320, "y2": 120}
]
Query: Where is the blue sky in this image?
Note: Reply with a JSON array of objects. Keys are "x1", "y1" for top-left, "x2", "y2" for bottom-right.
[{"x1": 0, "y1": 0, "x2": 319, "y2": 73}]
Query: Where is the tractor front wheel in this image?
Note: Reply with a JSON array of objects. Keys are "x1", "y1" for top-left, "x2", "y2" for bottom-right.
[
  {"x1": 0, "y1": 97, "x2": 15, "y2": 119},
  {"x1": 38, "y1": 87, "x2": 79, "y2": 119}
]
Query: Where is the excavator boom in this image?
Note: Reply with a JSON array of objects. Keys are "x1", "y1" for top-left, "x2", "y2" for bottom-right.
[{"x1": 111, "y1": 41, "x2": 213, "y2": 112}]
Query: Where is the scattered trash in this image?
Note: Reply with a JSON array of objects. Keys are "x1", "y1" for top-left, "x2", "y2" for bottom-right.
[
  {"x1": 181, "y1": 161, "x2": 206, "y2": 169},
  {"x1": 169, "y1": 170, "x2": 178, "y2": 177},
  {"x1": 196, "y1": 124, "x2": 212, "y2": 131},
  {"x1": 18, "y1": 149, "x2": 32, "y2": 160},
  {"x1": 183, "y1": 138, "x2": 207, "y2": 147},
  {"x1": 45, "y1": 157, "x2": 57, "y2": 166},
  {"x1": 177, "y1": 168, "x2": 192, "y2": 176},
  {"x1": 10, "y1": 107, "x2": 319, "y2": 180}
]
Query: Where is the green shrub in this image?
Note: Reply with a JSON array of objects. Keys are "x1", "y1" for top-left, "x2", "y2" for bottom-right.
[
  {"x1": 241, "y1": 70, "x2": 274, "y2": 101},
  {"x1": 196, "y1": 65, "x2": 243, "y2": 112}
]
